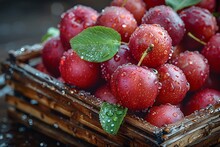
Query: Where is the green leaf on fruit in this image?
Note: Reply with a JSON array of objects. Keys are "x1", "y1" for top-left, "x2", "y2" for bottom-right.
[
  {"x1": 41, "y1": 27, "x2": 60, "y2": 42},
  {"x1": 99, "y1": 102, "x2": 127, "y2": 135},
  {"x1": 165, "y1": 0, "x2": 202, "y2": 11},
  {"x1": 70, "y1": 26, "x2": 121, "y2": 62}
]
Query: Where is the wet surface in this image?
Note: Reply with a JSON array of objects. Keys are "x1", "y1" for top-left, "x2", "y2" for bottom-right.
[{"x1": 0, "y1": 77, "x2": 68, "y2": 147}]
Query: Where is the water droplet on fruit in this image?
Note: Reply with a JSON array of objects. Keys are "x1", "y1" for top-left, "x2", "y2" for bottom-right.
[
  {"x1": 114, "y1": 54, "x2": 120, "y2": 62},
  {"x1": 203, "y1": 58, "x2": 208, "y2": 64},
  {"x1": 152, "y1": 68, "x2": 158, "y2": 75},
  {"x1": 189, "y1": 61, "x2": 193, "y2": 65},
  {"x1": 173, "y1": 112, "x2": 178, "y2": 117},
  {"x1": 121, "y1": 72, "x2": 126, "y2": 77},
  {"x1": 122, "y1": 24, "x2": 127, "y2": 28}
]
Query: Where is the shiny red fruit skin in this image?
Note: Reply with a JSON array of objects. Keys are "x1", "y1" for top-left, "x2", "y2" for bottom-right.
[
  {"x1": 145, "y1": 104, "x2": 184, "y2": 128},
  {"x1": 201, "y1": 33, "x2": 220, "y2": 74},
  {"x1": 111, "y1": 0, "x2": 146, "y2": 24},
  {"x1": 143, "y1": 0, "x2": 165, "y2": 10},
  {"x1": 35, "y1": 62, "x2": 50, "y2": 75},
  {"x1": 96, "y1": 6, "x2": 137, "y2": 42},
  {"x1": 172, "y1": 51, "x2": 209, "y2": 91},
  {"x1": 180, "y1": 6, "x2": 218, "y2": 42},
  {"x1": 101, "y1": 45, "x2": 135, "y2": 81},
  {"x1": 59, "y1": 5, "x2": 99, "y2": 50},
  {"x1": 142, "y1": 5, "x2": 185, "y2": 46},
  {"x1": 42, "y1": 37, "x2": 65, "y2": 77},
  {"x1": 183, "y1": 88, "x2": 220, "y2": 116},
  {"x1": 110, "y1": 64, "x2": 159, "y2": 110},
  {"x1": 59, "y1": 50, "x2": 101, "y2": 89},
  {"x1": 156, "y1": 64, "x2": 189, "y2": 105},
  {"x1": 196, "y1": 0, "x2": 216, "y2": 12},
  {"x1": 129, "y1": 24, "x2": 172, "y2": 68},
  {"x1": 94, "y1": 83, "x2": 117, "y2": 104}
]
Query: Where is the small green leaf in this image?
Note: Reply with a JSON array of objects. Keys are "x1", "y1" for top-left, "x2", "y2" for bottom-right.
[
  {"x1": 41, "y1": 27, "x2": 60, "y2": 42},
  {"x1": 70, "y1": 26, "x2": 121, "y2": 63},
  {"x1": 99, "y1": 102, "x2": 127, "y2": 135},
  {"x1": 165, "y1": 0, "x2": 202, "y2": 11}
]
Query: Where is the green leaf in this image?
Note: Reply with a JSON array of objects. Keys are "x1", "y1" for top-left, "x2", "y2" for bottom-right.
[
  {"x1": 99, "y1": 102, "x2": 127, "y2": 135},
  {"x1": 41, "y1": 27, "x2": 60, "y2": 42},
  {"x1": 165, "y1": 0, "x2": 202, "y2": 11},
  {"x1": 70, "y1": 26, "x2": 121, "y2": 63}
]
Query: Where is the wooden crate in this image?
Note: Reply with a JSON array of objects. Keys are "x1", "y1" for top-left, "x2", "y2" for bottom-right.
[{"x1": 1, "y1": 44, "x2": 220, "y2": 146}]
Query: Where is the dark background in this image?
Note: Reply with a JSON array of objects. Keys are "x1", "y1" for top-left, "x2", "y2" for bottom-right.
[{"x1": 0, "y1": 0, "x2": 112, "y2": 61}]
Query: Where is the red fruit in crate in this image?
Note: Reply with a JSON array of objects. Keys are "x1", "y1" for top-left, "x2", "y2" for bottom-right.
[
  {"x1": 110, "y1": 0, "x2": 146, "y2": 24},
  {"x1": 143, "y1": 0, "x2": 165, "y2": 10},
  {"x1": 59, "y1": 49, "x2": 101, "y2": 89},
  {"x1": 203, "y1": 73, "x2": 220, "y2": 91},
  {"x1": 59, "y1": 5, "x2": 99, "y2": 50},
  {"x1": 172, "y1": 51, "x2": 210, "y2": 91},
  {"x1": 142, "y1": 5, "x2": 185, "y2": 46},
  {"x1": 156, "y1": 64, "x2": 189, "y2": 105},
  {"x1": 201, "y1": 33, "x2": 220, "y2": 74},
  {"x1": 170, "y1": 44, "x2": 185, "y2": 61},
  {"x1": 94, "y1": 83, "x2": 117, "y2": 104},
  {"x1": 179, "y1": 6, "x2": 218, "y2": 50},
  {"x1": 196, "y1": 0, "x2": 216, "y2": 12},
  {"x1": 101, "y1": 45, "x2": 135, "y2": 81},
  {"x1": 110, "y1": 64, "x2": 159, "y2": 110},
  {"x1": 145, "y1": 104, "x2": 184, "y2": 128},
  {"x1": 129, "y1": 24, "x2": 172, "y2": 68},
  {"x1": 172, "y1": 51, "x2": 209, "y2": 91},
  {"x1": 183, "y1": 88, "x2": 220, "y2": 116},
  {"x1": 35, "y1": 62, "x2": 50, "y2": 75},
  {"x1": 42, "y1": 37, "x2": 65, "y2": 77},
  {"x1": 96, "y1": 6, "x2": 137, "y2": 42}
]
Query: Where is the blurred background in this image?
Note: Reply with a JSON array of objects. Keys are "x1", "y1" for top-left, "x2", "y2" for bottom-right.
[{"x1": 0, "y1": 0, "x2": 112, "y2": 61}]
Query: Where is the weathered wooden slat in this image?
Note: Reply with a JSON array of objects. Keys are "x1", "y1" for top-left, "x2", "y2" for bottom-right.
[{"x1": 6, "y1": 94, "x2": 120, "y2": 147}]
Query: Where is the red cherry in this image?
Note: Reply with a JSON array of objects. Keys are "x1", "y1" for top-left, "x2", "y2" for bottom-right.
[
  {"x1": 183, "y1": 88, "x2": 220, "y2": 115},
  {"x1": 96, "y1": 6, "x2": 137, "y2": 42},
  {"x1": 59, "y1": 49, "x2": 101, "y2": 89},
  {"x1": 142, "y1": 5, "x2": 185, "y2": 46},
  {"x1": 110, "y1": 64, "x2": 159, "y2": 110},
  {"x1": 100, "y1": 45, "x2": 135, "y2": 81},
  {"x1": 129, "y1": 24, "x2": 172, "y2": 68},
  {"x1": 172, "y1": 51, "x2": 209, "y2": 91},
  {"x1": 201, "y1": 33, "x2": 220, "y2": 74},
  {"x1": 94, "y1": 83, "x2": 117, "y2": 104},
  {"x1": 156, "y1": 64, "x2": 189, "y2": 105},
  {"x1": 145, "y1": 104, "x2": 184, "y2": 127},
  {"x1": 42, "y1": 37, "x2": 65, "y2": 77},
  {"x1": 59, "y1": 5, "x2": 99, "y2": 50},
  {"x1": 110, "y1": 0, "x2": 146, "y2": 24}
]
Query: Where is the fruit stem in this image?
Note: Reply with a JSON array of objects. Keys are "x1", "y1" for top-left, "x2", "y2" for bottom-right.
[
  {"x1": 137, "y1": 44, "x2": 154, "y2": 66},
  {"x1": 187, "y1": 32, "x2": 206, "y2": 45},
  {"x1": 121, "y1": 0, "x2": 128, "y2": 7}
]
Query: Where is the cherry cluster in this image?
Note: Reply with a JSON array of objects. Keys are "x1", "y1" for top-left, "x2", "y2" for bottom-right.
[{"x1": 36, "y1": 0, "x2": 220, "y2": 128}]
